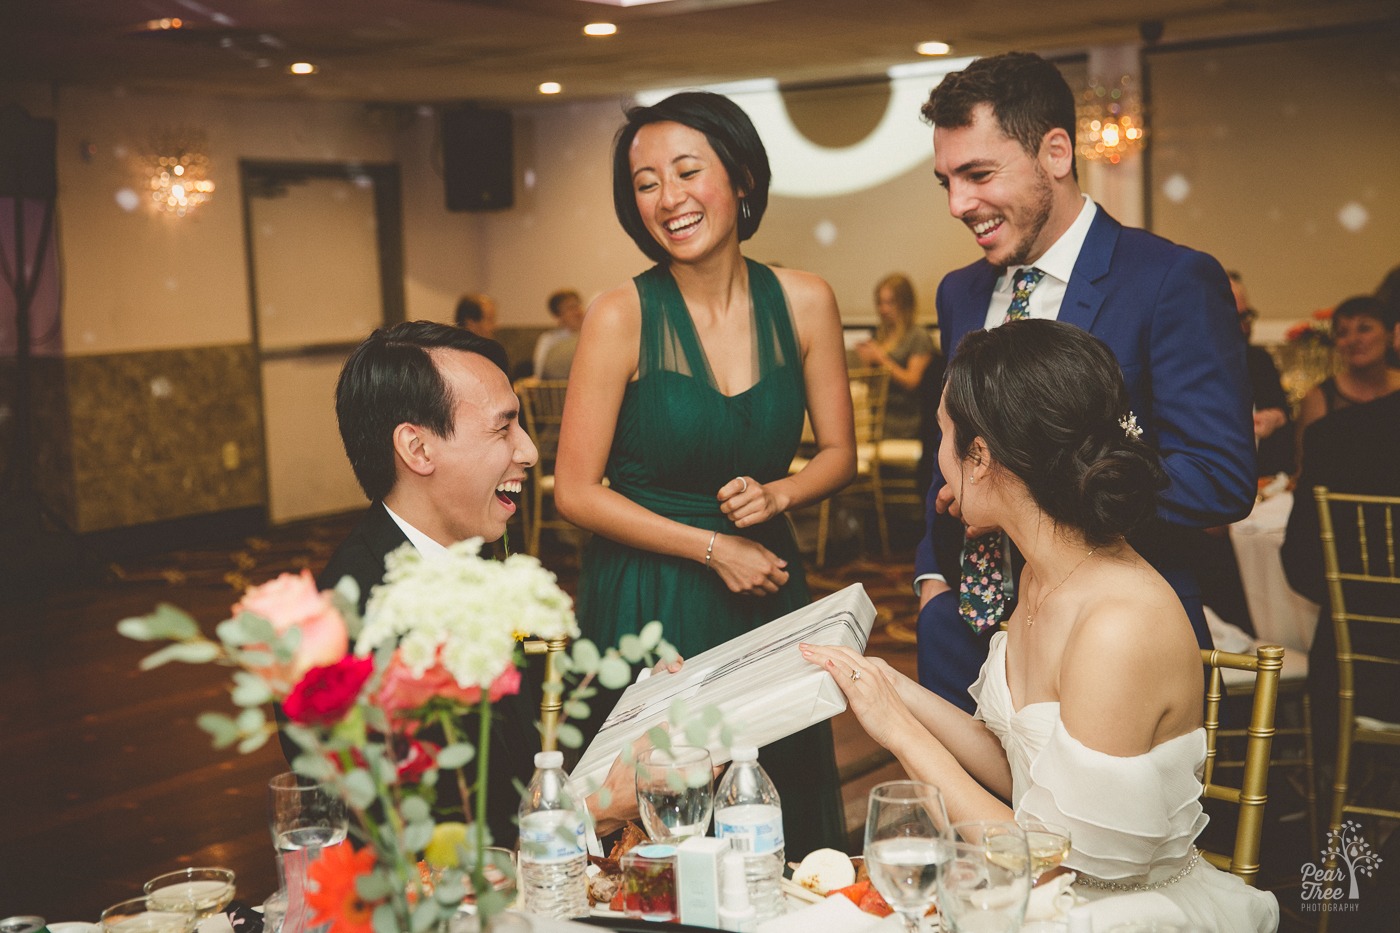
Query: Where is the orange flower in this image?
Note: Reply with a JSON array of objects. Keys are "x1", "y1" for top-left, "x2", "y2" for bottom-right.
[{"x1": 306, "y1": 843, "x2": 383, "y2": 933}]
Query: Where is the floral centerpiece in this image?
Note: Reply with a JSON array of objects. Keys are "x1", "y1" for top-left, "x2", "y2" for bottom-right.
[
  {"x1": 1284, "y1": 306, "x2": 1334, "y2": 345},
  {"x1": 119, "y1": 539, "x2": 678, "y2": 933}
]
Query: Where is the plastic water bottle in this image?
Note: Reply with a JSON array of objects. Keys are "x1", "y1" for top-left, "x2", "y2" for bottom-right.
[
  {"x1": 517, "y1": 750, "x2": 589, "y2": 919},
  {"x1": 713, "y1": 746, "x2": 785, "y2": 922}
]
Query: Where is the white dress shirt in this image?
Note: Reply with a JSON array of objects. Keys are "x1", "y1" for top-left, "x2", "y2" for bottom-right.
[
  {"x1": 383, "y1": 502, "x2": 447, "y2": 557},
  {"x1": 982, "y1": 195, "x2": 1097, "y2": 327}
]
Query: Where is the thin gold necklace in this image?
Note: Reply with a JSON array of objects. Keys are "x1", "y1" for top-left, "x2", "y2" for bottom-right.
[{"x1": 1025, "y1": 547, "x2": 1098, "y2": 627}]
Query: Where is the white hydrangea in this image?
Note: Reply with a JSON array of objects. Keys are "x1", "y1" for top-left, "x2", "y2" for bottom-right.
[{"x1": 356, "y1": 540, "x2": 580, "y2": 689}]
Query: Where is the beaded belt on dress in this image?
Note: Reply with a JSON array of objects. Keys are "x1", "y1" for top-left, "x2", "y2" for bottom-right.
[{"x1": 1073, "y1": 846, "x2": 1201, "y2": 892}]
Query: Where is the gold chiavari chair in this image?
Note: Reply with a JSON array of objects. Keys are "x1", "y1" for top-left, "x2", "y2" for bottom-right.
[
  {"x1": 522, "y1": 633, "x2": 571, "y2": 752},
  {"x1": 1315, "y1": 487, "x2": 1400, "y2": 849},
  {"x1": 1200, "y1": 643, "x2": 1284, "y2": 885},
  {"x1": 515, "y1": 378, "x2": 573, "y2": 556},
  {"x1": 789, "y1": 367, "x2": 891, "y2": 566}
]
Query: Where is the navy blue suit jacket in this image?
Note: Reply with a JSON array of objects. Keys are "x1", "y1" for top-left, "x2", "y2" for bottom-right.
[{"x1": 914, "y1": 207, "x2": 1257, "y2": 710}]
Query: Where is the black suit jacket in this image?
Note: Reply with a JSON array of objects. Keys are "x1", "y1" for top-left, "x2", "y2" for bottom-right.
[
  {"x1": 1282, "y1": 393, "x2": 1400, "y2": 729},
  {"x1": 282, "y1": 502, "x2": 539, "y2": 846}
]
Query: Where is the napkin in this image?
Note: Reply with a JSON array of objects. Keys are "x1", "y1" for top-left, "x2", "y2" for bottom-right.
[
  {"x1": 757, "y1": 895, "x2": 902, "y2": 933},
  {"x1": 1024, "y1": 871, "x2": 1078, "y2": 923}
]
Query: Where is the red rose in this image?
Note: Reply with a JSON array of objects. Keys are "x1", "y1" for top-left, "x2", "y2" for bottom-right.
[
  {"x1": 394, "y1": 737, "x2": 438, "y2": 783},
  {"x1": 284, "y1": 656, "x2": 375, "y2": 725}
]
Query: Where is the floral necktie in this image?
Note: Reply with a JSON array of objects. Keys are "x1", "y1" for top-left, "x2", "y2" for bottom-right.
[{"x1": 958, "y1": 266, "x2": 1046, "y2": 633}]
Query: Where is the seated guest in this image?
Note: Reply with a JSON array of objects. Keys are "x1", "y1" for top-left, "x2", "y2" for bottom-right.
[
  {"x1": 803, "y1": 321, "x2": 1277, "y2": 931},
  {"x1": 1282, "y1": 315, "x2": 1400, "y2": 756},
  {"x1": 454, "y1": 293, "x2": 498, "y2": 341},
  {"x1": 532, "y1": 289, "x2": 585, "y2": 379},
  {"x1": 853, "y1": 273, "x2": 937, "y2": 439},
  {"x1": 1295, "y1": 295, "x2": 1400, "y2": 470},
  {"x1": 1228, "y1": 271, "x2": 1293, "y2": 477},
  {"x1": 294, "y1": 321, "x2": 645, "y2": 842}
]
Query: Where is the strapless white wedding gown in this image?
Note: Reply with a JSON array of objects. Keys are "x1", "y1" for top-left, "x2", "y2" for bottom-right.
[{"x1": 969, "y1": 632, "x2": 1279, "y2": 932}]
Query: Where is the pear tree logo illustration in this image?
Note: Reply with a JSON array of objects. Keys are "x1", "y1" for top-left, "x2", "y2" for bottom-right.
[{"x1": 1301, "y1": 820, "x2": 1383, "y2": 911}]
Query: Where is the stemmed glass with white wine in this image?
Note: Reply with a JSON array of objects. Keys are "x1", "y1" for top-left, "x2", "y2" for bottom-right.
[
  {"x1": 1018, "y1": 819, "x2": 1071, "y2": 885},
  {"x1": 863, "y1": 780, "x2": 950, "y2": 933},
  {"x1": 940, "y1": 821, "x2": 1032, "y2": 933},
  {"x1": 635, "y1": 745, "x2": 714, "y2": 842}
]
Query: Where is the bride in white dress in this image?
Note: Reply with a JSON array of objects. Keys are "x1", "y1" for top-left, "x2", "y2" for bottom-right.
[{"x1": 802, "y1": 320, "x2": 1277, "y2": 931}]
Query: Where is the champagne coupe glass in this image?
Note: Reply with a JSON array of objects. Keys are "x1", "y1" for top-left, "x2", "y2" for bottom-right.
[
  {"x1": 863, "y1": 780, "x2": 949, "y2": 933},
  {"x1": 635, "y1": 746, "x2": 714, "y2": 842},
  {"x1": 939, "y1": 822, "x2": 1031, "y2": 933},
  {"x1": 1017, "y1": 820, "x2": 1071, "y2": 885},
  {"x1": 143, "y1": 867, "x2": 237, "y2": 918},
  {"x1": 268, "y1": 772, "x2": 349, "y2": 933},
  {"x1": 99, "y1": 896, "x2": 197, "y2": 933}
]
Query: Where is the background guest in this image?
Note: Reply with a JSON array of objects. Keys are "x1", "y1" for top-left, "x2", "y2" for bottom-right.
[
  {"x1": 1294, "y1": 295, "x2": 1400, "y2": 472},
  {"x1": 532, "y1": 288, "x2": 586, "y2": 379},
  {"x1": 1228, "y1": 270, "x2": 1293, "y2": 477},
  {"x1": 554, "y1": 90, "x2": 856, "y2": 858},
  {"x1": 853, "y1": 273, "x2": 936, "y2": 439},
  {"x1": 453, "y1": 293, "x2": 498, "y2": 341}
]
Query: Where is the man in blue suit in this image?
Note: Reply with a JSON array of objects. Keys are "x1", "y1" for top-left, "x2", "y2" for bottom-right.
[{"x1": 912, "y1": 52, "x2": 1257, "y2": 710}]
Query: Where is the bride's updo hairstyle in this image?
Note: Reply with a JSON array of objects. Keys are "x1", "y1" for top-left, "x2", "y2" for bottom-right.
[{"x1": 943, "y1": 319, "x2": 1166, "y2": 545}]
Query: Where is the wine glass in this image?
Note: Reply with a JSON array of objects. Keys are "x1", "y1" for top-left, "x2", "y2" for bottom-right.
[
  {"x1": 143, "y1": 867, "x2": 237, "y2": 918},
  {"x1": 863, "y1": 780, "x2": 949, "y2": 933},
  {"x1": 938, "y1": 823, "x2": 1031, "y2": 933},
  {"x1": 635, "y1": 746, "x2": 714, "y2": 841},
  {"x1": 1017, "y1": 820, "x2": 1071, "y2": 885},
  {"x1": 268, "y1": 772, "x2": 349, "y2": 933}
]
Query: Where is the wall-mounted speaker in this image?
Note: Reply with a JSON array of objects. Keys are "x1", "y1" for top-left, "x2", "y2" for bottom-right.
[{"x1": 441, "y1": 106, "x2": 513, "y2": 212}]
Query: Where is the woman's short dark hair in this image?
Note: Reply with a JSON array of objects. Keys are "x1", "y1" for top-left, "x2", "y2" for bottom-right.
[
  {"x1": 454, "y1": 296, "x2": 485, "y2": 329},
  {"x1": 612, "y1": 91, "x2": 771, "y2": 265},
  {"x1": 336, "y1": 320, "x2": 509, "y2": 502},
  {"x1": 943, "y1": 319, "x2": 1165, "y2": 546},
  {"x1": 921, "y1": 51, "x2": 1079, "y2": 182},
  {"x1": 1331, "y1": 294, "x2": 1389, "y2": 333}
]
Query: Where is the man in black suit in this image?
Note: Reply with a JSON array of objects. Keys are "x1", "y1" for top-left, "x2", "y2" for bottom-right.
[
  {"x1": 1282, "y1": 316, "x2": 1400, "y2": 750},
  {"x1": 296, "y1": 320, "x2": 637, "y2": 845}
]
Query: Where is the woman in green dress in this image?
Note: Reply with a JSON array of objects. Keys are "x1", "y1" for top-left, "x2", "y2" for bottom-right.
[{"x1": 555, "y1": 91, "x2": 856, "y2": 857}]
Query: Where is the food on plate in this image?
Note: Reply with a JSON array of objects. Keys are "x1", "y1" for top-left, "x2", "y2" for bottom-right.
[
  {"x1": 792, "y1": 847, "x2": 857, "y2": 894},
  {"x1": 587, "y1": 821, "x2": 650, "y2": 908},
  {"x1": 830, "y1": 879, "x2": 895, "y2": 918}
]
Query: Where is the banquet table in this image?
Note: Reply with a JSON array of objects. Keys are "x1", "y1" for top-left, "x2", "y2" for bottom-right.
[{"x1": 1228, "y1": 490, "x2": 1320, "y2": 655}]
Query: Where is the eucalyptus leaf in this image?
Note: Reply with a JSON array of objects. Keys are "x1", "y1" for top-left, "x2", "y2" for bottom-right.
[
  {"x1": 541, "y1": 680, "x2": 564, "y2": 697},
  {"x1": 476, "y1": 888, "x2": 510, "y2": 919},
  {"x1": 563, "y1": 700, "x2": 590, "y2": 720},
  {"x1": 646, "y1": 726, "x2": 671, "y2": 752},
  {"x1": 116, "y1": 616, "x2": 156, "y2": 641},
  {"x1": 238, "y1": 612, "x2": 277, "y2": 645},
  {"x1": 215, "y1": 616, "x2": 252, "y2": 647},
  {"x1": 638, "y1": 620, "x2": 664, "y2": 651},
  {"x1": 332, "y1": 574, "x2": 361, "y2": 613},
  {"x1": 684, "y1": 720, "x2": 709, "y2": 747},
  {"x1": 236, "y1": 706, "x2": 267, "y2": 734},
  {"x1": 617, "y1": 633, "x2": 643, "y2": 663},
  {"x1": 597, "y1": 654, "x2": 631, "y2": 690},
  {"x1": 371, "y1": 902, "x2": 399, "y2": 933},
  {"x1": 372, "y1": 756, "x2": 398, "y2": 786},
  {"x1": 401, "y1": 797, "x2": 431, "y2": 823},
  {"x1": 231, "y1": 671, "x2": 273, "y2": 707},
  {"x1": 571, "y1": 640, "x2": 600, "y2": 673},
  {"x1": 701, "y1": 705, "x2": 723, "y2": 728},
  {"x1": 237, "y1": 649, "x2": 275, "y2": 669},
  {"x1": 343, "y1": 769, "x2": 378, "y2": 810},
  {"x1": 572, "y1": 685, "x2": 597, "y2": 700},
  {"x1": 197, "y1": 712, "x2": 239, "y2": 748},
  {"x1": 436, "y1": 743, "x2": 476, "y2": 771},
  {"x1": 292, "y1": 753, "x2": 334, "y2": 781},
  {"x1": 139, "y1": 640, "x2": 219, "y2": 670},
  {"x1": 556, "y1": 723, "x2": 583, "y2": 749},
  {"x1": 148, "y1": 603, "x2": 201, "y2": 640},
  {"x1": 720, "y1": 725, "x2": 734, "y2": 747},
  {"x1": 434, "y1": 879, "x2": 467, "y2": 906},
  {"x1": 403, "y1": 820, "x2": 434, "y2": 852},
  {"x1": 284, "y1": 725, "x2": 321, "y2": 755},
  {"x1": 410, "y1": 900, "x2": 438, "y2": 933},
  {"x1": 237, "y1": 730, "x2": 271, "y2": 754},
  {"x1": 355, "y1": 870, "x2": 392, "y2": 901},
  {"x1": 668, "y1": 696, "x2": 690, "y2": 726},
  {"x1": 657, "y1": 644, "x2": 681, "y2": 665}
]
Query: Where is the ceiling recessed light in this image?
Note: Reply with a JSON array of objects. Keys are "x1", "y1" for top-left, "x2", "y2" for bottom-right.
[
  {"x1": 538, "y1": 81, "x2": 563, "y2": 95},
  {"x1": 917, "y1": 41, "x2": 952, "y2": 56},
  {"x1": 288, "y1": 62, "x2": 317, "y2": 75},
  {"x1": 583, "y1": 22, "x2": 617, "y2": 37}
]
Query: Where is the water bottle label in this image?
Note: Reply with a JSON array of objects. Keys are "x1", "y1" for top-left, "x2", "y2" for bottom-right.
[
  {"x1": 714, "y1": 807, "x2": 784, "y2": 854},
  {"x1": 519, "y1": 812, "x2": 586, "y2": 862}
]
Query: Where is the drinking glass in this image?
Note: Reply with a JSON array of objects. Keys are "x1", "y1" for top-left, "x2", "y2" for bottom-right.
[
  {"x1": 1018, "y1": 820, "x2": 1072, "y2": 885},
  {"x1": 635, "y1": 746, "x2": 714, "y2": 842},
  {"x1": 937, "y1": 826, "x2": 1031, "y2": 933},
  {"x1": 268, "y1": 772, "x2": 349, "y2": 933},
  {"x1": 863, "y1": 780, "x2": 949, "y2": 933},
  {"x1": 143, "y1": 867, "x2": 237, "y2": 918},
  {"x1": 99, "y1": 896, "x2": 197, "y2": 933}
]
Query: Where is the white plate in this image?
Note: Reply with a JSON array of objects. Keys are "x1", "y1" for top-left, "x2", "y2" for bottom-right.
[{"x1": 48, "y1": 924, "x2": 100, "y2": 933}]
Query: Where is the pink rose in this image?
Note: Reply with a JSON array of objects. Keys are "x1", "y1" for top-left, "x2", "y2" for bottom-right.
[
  {"x1": 376, "y1": 650, "x2": 521, "y2": 717},
  {"x1": 234, "y1": 570, "x2": 349, "y2": 685},
  {"x1": 284, "y1": 656, "x2": 375, "y2": 725}
]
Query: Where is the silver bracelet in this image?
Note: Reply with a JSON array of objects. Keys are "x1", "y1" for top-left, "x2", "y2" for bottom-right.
[{"x1": 704, "y1": 530, "x2": 718, "y2": 570}]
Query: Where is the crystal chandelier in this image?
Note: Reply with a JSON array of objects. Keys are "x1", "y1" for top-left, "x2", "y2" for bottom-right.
[
  {"x1": 1076, "y1": 76, "x2": 1145, "y2": 164},
  {"x1": 145, "y1": 130, "x2": 216, "y2": 216}
]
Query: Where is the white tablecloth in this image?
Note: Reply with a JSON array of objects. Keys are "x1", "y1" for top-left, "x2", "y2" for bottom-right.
[{"x1": 1229, "y1": 491, "x2": 1321, "y2": 654}]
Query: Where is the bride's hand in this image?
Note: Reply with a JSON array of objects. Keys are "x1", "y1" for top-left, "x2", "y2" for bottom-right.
[
  {"x1": 717, "y1": 475, "x2": 786, "y2": 527},
  {"x1": 799, "y1": 643, "x2": 910, "y2": 749}
]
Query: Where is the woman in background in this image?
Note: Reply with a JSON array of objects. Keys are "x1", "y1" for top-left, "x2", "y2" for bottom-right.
[
  {"x1": 554, "y1": 91, "x2": 856, "y2": 857},
  {"x1": 853, "y1": 273, "x2": 936, "y2": 438}
]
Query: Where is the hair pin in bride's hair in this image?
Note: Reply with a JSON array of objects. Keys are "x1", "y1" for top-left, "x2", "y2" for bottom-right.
[{"x1": 1118, "y1": 411, "x2": 1143, "y2": 440}]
